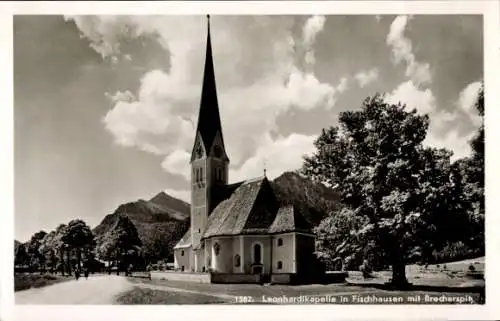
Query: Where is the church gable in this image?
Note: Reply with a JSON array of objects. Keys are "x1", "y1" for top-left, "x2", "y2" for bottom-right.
[
  {"x1": 208, "y1": 130, "x2": 229, "y2": 161},
  {"x1": 239, "y1": 178, "x2": 279, "y2": 233},
  {"x1": 190, "y1": 132, "x2": 207, "y2": 163}
]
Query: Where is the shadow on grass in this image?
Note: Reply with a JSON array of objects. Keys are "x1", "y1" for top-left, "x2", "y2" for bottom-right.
[{"x1": 344, "y1": 281, "x2": 485, "y2": 303}]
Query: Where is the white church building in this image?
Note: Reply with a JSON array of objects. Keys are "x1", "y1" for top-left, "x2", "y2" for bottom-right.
[{"x1": 173, "y1": 16, "x2": 323, "y2": 284}]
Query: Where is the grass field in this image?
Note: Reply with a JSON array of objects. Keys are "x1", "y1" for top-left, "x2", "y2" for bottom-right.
[
  {"x1": 14, "y1": 273, "x2": 73, "y2": 292},
  {"x1": 122, "y1": 271, "x2": 484, "y2": 305},
  {"x1": 119, "y1": 257, "x2": 485, "y2": 304},
  {"x1": 116, "y1": 287, "x2": 227, "y2": 304}
]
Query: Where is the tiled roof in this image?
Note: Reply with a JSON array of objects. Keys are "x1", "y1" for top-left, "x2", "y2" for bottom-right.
[
  {"x1": 174, "y1": 229, "x2": 191, "y2": 249},
  {"x1": 203, "y1": 176, "x2": 268, "y2": 238},
  {"x1": 202, "y1": 176, "x2": 313, "y2": 238},
  {"x1": 269, "y1": 203, "x2": 313, "y2": 234}
]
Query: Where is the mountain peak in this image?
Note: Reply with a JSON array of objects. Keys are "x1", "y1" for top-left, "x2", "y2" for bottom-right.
[{"x1": 150, "y1": 191, "x2": 190, "y2": 214}]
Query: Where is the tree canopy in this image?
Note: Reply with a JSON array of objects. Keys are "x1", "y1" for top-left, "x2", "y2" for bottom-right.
[
  {"x1": 96, "y1": 215, "x2": 142, "y2": 268},
  {"x1": 302, "y1": 93, "x2": 482, "y2": 286}
]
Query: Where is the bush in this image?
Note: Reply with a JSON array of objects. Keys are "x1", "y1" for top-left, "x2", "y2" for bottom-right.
[
  {"x1": 431, "y1": 241, "x2": 482, "y2": 263},
  {"x1": 14, "y1": 273, "x2": 69, "y2": 292}
]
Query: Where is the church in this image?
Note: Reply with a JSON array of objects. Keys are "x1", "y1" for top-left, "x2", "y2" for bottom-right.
[{"x1": 173, "y1": 16, "x2": 322, "y2": 284}]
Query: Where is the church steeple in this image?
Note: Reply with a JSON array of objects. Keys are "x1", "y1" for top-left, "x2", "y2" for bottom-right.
[{"x1": 192, "y1": 15, "x2": 227, "y2": 162}]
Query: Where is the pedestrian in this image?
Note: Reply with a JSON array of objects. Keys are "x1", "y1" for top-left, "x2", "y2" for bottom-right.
[
  {"x1": 84, "y1": 267, "x2": 89, "y2": 280},
  {"x1": 74, "y1": 267, "x2": 80, "y2": 281},
  {"x1": 146, "y1": 263, "x2": 152, "y2": 280}
]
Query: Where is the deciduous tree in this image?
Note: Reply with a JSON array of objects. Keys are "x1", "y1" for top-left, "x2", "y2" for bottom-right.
[
  {"x1": 303, "y1": 94, "x2": 466, "y2": 287},
  {"x1": 63, "y1": 219, "x2": 94, "y2": 270}
]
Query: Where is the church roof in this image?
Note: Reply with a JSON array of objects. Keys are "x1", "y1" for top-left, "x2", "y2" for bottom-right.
[
  {"x1": 193, "y1": 15, "x2": 226, "y2": 156},
  {"x1": 173, "y1": 228, "x2": 191, "y2": 249},
  {"x1": 203, "y1": 176, "x2": 268, "y2": 238},
  {"x1": 269, "y1": 203, "x2": 313, "y2": 234},
  {"x1": 174, "y1": 176, "x2": 314, "y2": 249},
  {"x1": 202, "y1": 176, "x2": 313, "y2": 239}
]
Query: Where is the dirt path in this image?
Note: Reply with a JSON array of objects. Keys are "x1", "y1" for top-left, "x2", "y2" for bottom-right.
[{"x1": 16, "y1": 275, "x2": 134, "y2": 305}]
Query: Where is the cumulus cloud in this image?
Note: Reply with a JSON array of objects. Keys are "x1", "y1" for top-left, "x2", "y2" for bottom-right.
[
  {"x1": 229, "y1": 133, "x2": 316, "y2": 182},
  {"x1": 387, "y1": 15, "x2": 432, "y2": 86},
  {"x1": 427, "y1": 81, "x2": 482, "y2": 159},
  {"x1": 302, "y1": 15, "x2": 326, "y2": 66},
  {"x1": 67, "y1": 15, "x2": 341, "y2": 184},
  {"x1": 161, "y1": 150, "x2": 191, "y2": 181},
  {"x1": 385, "y1": 80, "x2": 482, "y2": 160},
  {"x1": 457, "y1": 81, "x2": 482, "y2": 127},
  {"x1": 355, "y1": 68, "x2": 379, "y2": 88},
  {"x1": 385, "y1": 80, "x2": 436, "y2": 115}
]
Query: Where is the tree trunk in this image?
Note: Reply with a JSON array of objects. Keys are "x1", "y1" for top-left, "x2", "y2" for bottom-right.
[
  {"x1": 66, "y1": 248, "x2": 72, "y2": 275},
  {"x1": 76, "y1": 247, "x2": 82, "y2": 270},
  {"x1": 389, "y1": 247, "x2": 410, "y2": 288}
]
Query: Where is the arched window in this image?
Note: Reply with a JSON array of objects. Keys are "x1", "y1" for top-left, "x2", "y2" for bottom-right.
[
  {"x1": 234, "y1": 254, "x2": 241, "y2": 267},
  {"x1": 200, "y1": 167, "x2": 204, "y2": 182},
  {"x1": 253, "y1": 243, "x2": 262, "y2": 264},
  {"x1": 277, "y1": 261, "x2": 283, "y2": 269},
  {"x1": 277, "y1": 238, "x2": 283, "y2": 246},
  {"x1": 213, "y1": 242, "x2": 220, "y2": 256},
  {"x1": 181, "y1": 250, "x2": 184, "y2": 256}
]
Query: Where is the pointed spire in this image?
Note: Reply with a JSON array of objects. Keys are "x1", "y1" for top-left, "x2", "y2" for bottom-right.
[{"x1": 193, "y1": 14, "x2": 226, "y2": 157}]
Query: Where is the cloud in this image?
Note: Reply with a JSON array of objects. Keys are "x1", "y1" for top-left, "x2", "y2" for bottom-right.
[
  {"x1": 386, "y1": 80, "x2": 482, "y2": 160},
  {"x1": 163, "y1": 188, "x2": 190, "y2": 202},
  {"x1": 302, "y1": 15, "x2": 326, "y2": 66},
  {"x1": 229, "y1": 133, "x2": 316, "y2": 182},
  {"x1": 457, "y1": 81, "x2": 482, "y2": 127},
  {"x1": 102, "y1": 81, "x2": 194, "y2": 155},
  {"x1": 387, "y1": 15, "x2": 432, "y2": 86},
  {"x1": 355, "y1": 68, "x2": 379, "y2": 88},
  {"x1": 68, "y1": 15, "x2": 342, "y2": 183},
  {"x1": 385, "y1": 80, "x2": 436, "y2": 115},
  {"x1": 161, "y1": 150, "x2": 191, "y2": 181}
]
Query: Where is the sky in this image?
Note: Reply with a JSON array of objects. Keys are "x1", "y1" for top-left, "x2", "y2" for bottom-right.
[{"x1": 14, "y1": 14, "x2": 483, "y2": 242}]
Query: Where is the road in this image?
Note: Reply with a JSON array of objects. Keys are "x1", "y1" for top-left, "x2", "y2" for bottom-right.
[{"x1": 15, "y1": 275, "x2": 133, "y2": 305}]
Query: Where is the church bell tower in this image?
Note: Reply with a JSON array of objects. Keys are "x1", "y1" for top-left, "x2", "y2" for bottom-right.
[{"x1": 190, "y1": 15, "x2": 230, "y2": 252}]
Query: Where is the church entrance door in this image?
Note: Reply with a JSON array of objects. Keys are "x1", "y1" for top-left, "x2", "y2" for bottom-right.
[{"x1": 251, "y1": 243, "x2": 263, "y2": 275}]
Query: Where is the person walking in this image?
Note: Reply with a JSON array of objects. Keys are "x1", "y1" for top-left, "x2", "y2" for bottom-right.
[
  {"x1": 83, "y1": 266, "x2": 89, "y2": 280},
  {"x1": 74, "y1": 266, "x2": 80, "y2": 281},
  {"x1": 146, "y1": 263, "x2": 152, "y2": 280}
]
